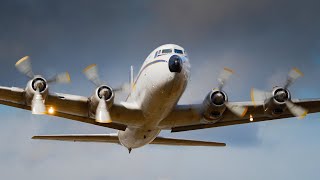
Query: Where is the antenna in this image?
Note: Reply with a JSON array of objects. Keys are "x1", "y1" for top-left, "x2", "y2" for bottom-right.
[{"x1": 130, "y1": 65, "x2": 134, "y2": 90}]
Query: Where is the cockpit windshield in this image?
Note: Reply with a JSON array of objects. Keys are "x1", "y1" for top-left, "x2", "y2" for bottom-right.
[
  {"x1": 154, "y1": 47, "x2": 186, "y2": 58},
  {"x1": 174, "y1": 49, "x2": 183, "y2": 54},
  {"x1": 162, "y1": 49, "x2": 172, "y2": 54}
]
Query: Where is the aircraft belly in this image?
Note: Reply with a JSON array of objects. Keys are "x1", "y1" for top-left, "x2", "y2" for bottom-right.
[{"x1": 118, "y1": 128, "x2": 160, "y2": 149}]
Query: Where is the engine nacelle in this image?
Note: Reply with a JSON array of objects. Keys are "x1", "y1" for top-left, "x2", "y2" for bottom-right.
[
  {"x1": 264, "y1": 87, "x2": 291, "y2": 117},
  {"x1": 25, "y1": 76, "x2": 49, "y2": 105},
  {"x1": 88, "y1": 85, "x2": 115, "y2": 117},
  {"x1": 202, "y1": 89, "x2": 228, "y2": 121}
]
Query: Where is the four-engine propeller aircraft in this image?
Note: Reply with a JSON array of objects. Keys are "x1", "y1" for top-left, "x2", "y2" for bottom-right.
[{"x1": 0, "y1": 44, "x2": 319, "y2": 153}]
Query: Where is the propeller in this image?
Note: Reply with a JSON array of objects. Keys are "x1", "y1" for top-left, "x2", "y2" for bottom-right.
[
  {"x1": 215, "y1": 68, "x2": 248, "y2": 117},
  {"x1": 83, "y1": 64, "x2": 129, "y2": 123},
  {"x1": 83, "y1": 64, "x2": 130, "y2": 92},
  {"x1": 217, "y1": 67, "x2": 234, "y2": 90},
  {"x1": 47, "y1": 72, "x2": 71, "y2": 84},
  {"x1": 15, "y1": 56, "x2": 34, "y2": 78},
  {"x1": 285, "y1": 68, "x2": 304, "y2": 89},
  {"x1": 15, "y1": 56, "x2": 71, "y2": 114},
  {"x1": 83, "y1": 64, "x2": 102, "y2": 87},
  {"x1": 251, "y1": 68, "x2": 307, "y2": 119}
]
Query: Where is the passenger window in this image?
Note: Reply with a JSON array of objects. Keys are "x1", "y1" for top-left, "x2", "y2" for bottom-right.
[
  {"x1": 162, "y1": 49, "x2": 172, "y2": 54},
  {"x1": 174, "y1": 49, "x2": 183, "y2": 54}
]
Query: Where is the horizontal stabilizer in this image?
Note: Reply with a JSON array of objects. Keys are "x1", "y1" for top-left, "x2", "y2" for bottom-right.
[
  {"x1": 32, "y1": 134, "x2": 120, "y2": 144},
  {"x1": 32, "y1": 134, "x2": 226, "y2": 147},
  {"x1": 152, "y1": 136, "x2": 226, "y2": 146}
]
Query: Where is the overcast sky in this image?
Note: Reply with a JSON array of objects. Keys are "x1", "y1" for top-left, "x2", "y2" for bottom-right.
[{"x1": 0, "y1": 0, "x2": 320, "y2": 179}]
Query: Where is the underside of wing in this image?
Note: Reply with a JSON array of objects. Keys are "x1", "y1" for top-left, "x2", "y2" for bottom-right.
[
  {"x1": 0, "y1": 86, "x2": 147, "y2": 130},
  {"x1": 164, "y1": 99, "x2": 320, "y2": 133},
  {"x1": 0, "y1": 97, "x2": 127, "y2": 131},
  {"x1": 32, "y1": 134, "x2": 226, "y2": 147}
]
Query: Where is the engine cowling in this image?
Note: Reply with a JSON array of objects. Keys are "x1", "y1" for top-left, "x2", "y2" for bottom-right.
[
  {"x1": 202, "y1": 89, "x2": 228, "y2": 121},
  {"x1": 25, "y1": 76, "x2": 49, "y2": 105},
  {"x1": 264, "y1": 87, "x2": 291, "y2": 117},
  {"x1": 88, "y1": 85, "x2": 115, "y2": 117}
]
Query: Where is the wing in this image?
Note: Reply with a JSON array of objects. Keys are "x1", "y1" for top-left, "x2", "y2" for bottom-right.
[
  {"x1": 159, "y1": 99, "x2": 320, "y2": 132},
  {"x1": 32, "y1": 134, "x2": 226, "y2": 147},
  {"x1": 0, "y1": 86, "x2": 144, "y2": 130}
]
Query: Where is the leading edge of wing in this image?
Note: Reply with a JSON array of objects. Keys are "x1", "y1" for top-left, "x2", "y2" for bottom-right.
[{"x1": 32, "y1": 134, "x2": 226, "y2": 147}]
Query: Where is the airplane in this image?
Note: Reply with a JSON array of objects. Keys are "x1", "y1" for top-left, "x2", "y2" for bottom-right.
[{"x1": 0, "y1": 44, "x2": 319, "y2": 153}]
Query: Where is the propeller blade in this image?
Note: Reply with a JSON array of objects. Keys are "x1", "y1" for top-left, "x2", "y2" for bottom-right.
[
  {"x1": 15, "y1": 56, "x2": 34, "y2": 78},
  {"x1": 31, "y1": 89, "x2": 46, "y2": 115},
  {"x1": 95, "y1": 97, "x2": 112, "y2": 123},
  {"x1": 83, "y1": 64, "x2": 102, "y2": 86},
  {"x1": 113, "y1": 83, "x2": 131, "y2": 93},
  {"x1": 285, "y1": 101, "x2": 308, "y2": 119},
  {"x1": 250, "y1": 88, "x2": 273, "y2": 106},
  {"x1": 284, "y1": 68, "x2": 303, "y2": 89},
  {"x1": 225, "y1": 102, "x2": 248, "y2": 117},
  {"x1": 48, "y1": 72, "x2": 71, "y2": 84},
  {"x1": 218, "y1": 67, "x2": 234, "y2": 90}
]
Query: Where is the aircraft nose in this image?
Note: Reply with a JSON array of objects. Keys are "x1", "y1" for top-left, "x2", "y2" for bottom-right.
[{"x1": 168, "y1": 55, "x2": 182, "y2": 73}]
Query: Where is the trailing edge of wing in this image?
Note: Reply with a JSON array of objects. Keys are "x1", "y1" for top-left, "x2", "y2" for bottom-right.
[{"x1": 32, "y1": 134, "x2": 226, "y2": 147}]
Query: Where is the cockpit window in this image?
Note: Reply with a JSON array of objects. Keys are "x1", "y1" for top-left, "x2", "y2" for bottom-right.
[
  {"x1": 154, "y1": 51, "x2": 159, "y2": 58},
  {"x1": 162, "y1": 49, "x2": 172, "y2": 54},
  {"x1": 174, "y1": 49, "x2": 183, "y2": 54}
]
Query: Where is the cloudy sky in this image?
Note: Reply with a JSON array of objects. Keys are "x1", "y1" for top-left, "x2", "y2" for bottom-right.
[{"x1": 0, "y1": 0, "x2": 320, "y2": 179}]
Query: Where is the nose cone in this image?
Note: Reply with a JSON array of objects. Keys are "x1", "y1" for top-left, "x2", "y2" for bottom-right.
[{"x1": 168, "y1": 55, "x2": 182, "y2": 73}]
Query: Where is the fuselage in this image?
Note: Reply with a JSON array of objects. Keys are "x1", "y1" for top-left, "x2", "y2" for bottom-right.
[{"x1": 118, "y1": 44, "x2": 190, "y2": 149}]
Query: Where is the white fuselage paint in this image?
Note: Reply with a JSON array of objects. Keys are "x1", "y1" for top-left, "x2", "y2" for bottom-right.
[{"x1": 118, "y1": 44, "x2": 190, "y2": 149}]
